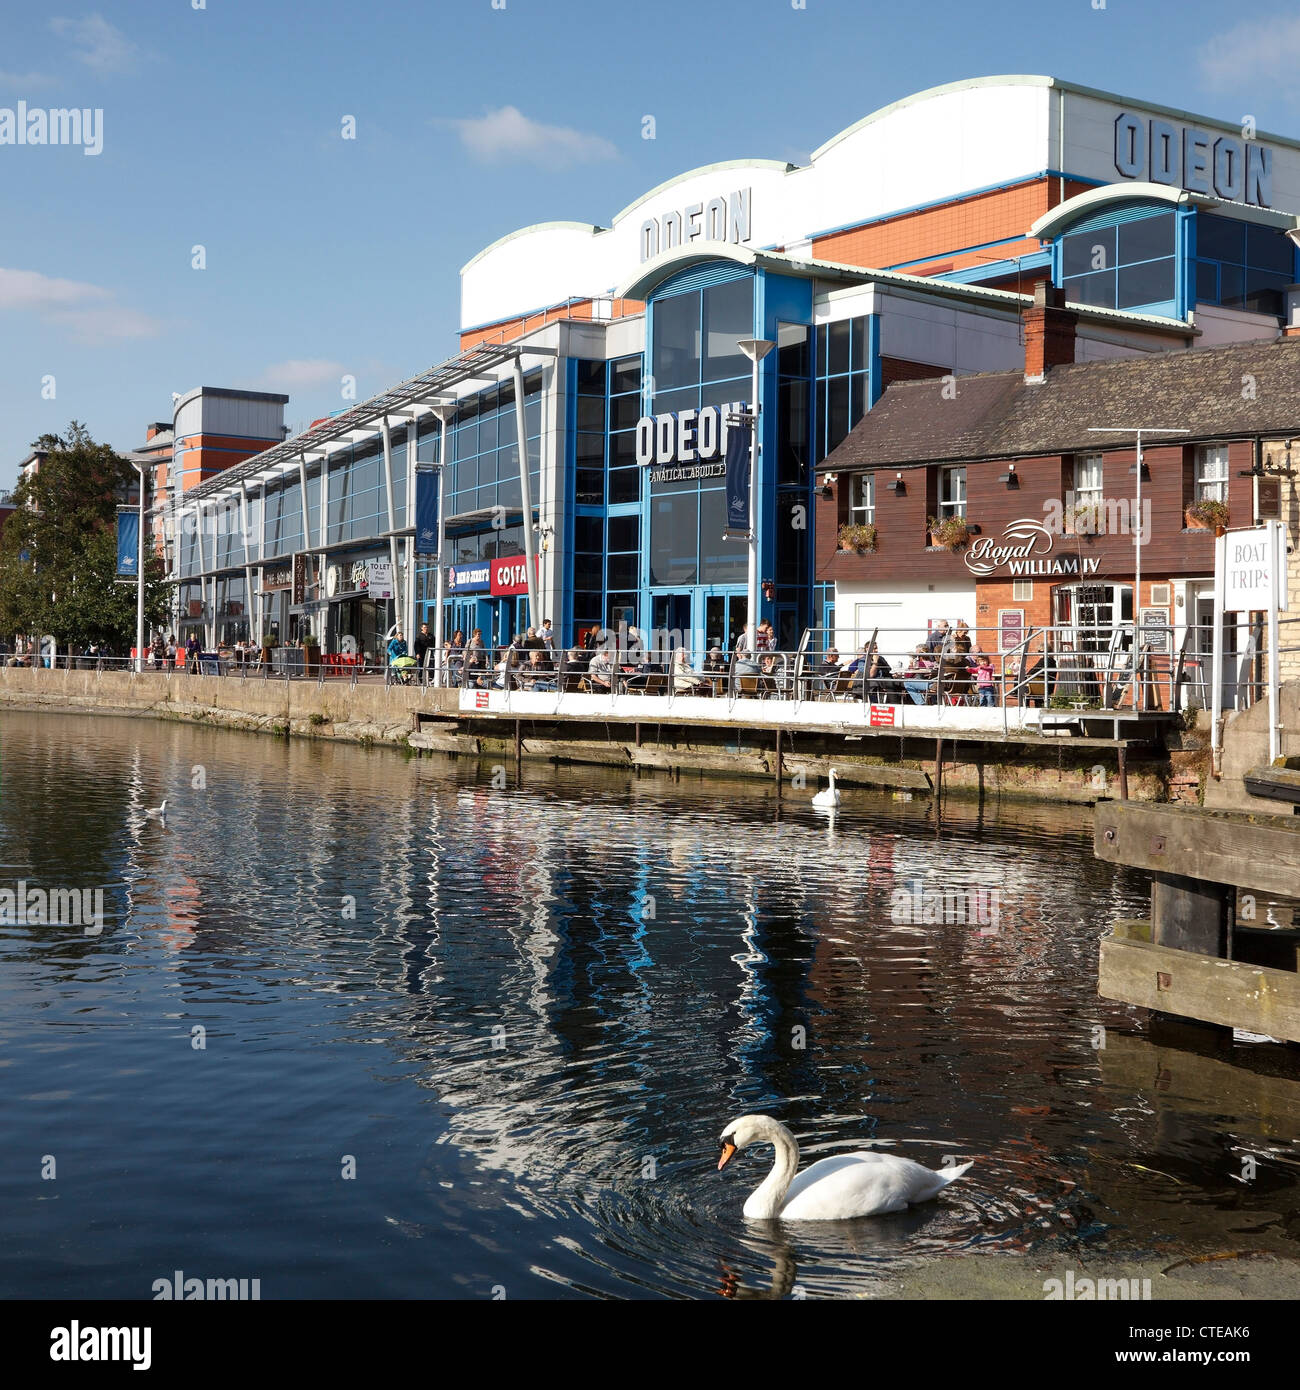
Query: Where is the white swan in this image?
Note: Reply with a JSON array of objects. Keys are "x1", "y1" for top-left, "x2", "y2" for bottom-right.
[
  {"x1": 144, "y1": 800, "x2": 167, "y2": 820},
  {"x1": 718, "y1": 1114, "x2": 973, "y2": 1220},
  {"x1": 811, "y1": 768, "x2": 840, "y2": 810}
]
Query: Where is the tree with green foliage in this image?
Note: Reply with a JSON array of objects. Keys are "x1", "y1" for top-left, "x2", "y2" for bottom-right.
[{"x1": 0, "y1": 422, "x2": 171, "y2": 652}]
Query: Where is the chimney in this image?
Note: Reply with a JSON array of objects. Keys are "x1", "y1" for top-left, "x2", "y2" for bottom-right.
[{"x1": 1023, "y1": 282, "x2": 1077, "y2": 384}]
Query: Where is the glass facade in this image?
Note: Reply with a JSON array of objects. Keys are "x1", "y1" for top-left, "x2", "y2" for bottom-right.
[
  {"x1": 1194, "y1": 214, "x2": 1296, "y2": 317},
  {"x1": 814, "y1": 315, "x2": 868, "y2": 464},
  {"x1": 1055, "y1": 204, "x2": 1297, "y2": 319},
  {"x1": 1061, "y1": 209, "x2": 1177, "y2": 312}
]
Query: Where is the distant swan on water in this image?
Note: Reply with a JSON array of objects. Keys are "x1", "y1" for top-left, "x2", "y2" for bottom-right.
[
  {"x1": 144, "y1": 800, "x2": 167, "y2": 820},
  {"x1": 718, "y1": 1114, "x2": 973, "y2": 1220},
  {"x1": 811, "y1": 768, "x2": 839, "y2": 810}
]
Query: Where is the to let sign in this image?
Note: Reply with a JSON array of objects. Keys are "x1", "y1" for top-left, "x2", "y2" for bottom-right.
[{"x1": 367, "y1": 561, "x2": 394, "y2": 600}]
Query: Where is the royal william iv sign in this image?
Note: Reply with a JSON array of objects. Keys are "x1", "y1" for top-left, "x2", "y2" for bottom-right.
[
  {"x1": 964, "y1": 519, "x2": 1102, "y2": 577},
  {"x1": 636, "y1": 403, "x2": 745, "y2": 484}
]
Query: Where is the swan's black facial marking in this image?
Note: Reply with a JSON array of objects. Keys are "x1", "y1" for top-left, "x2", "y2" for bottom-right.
[{"x1": 718, "y1": 1136, "x2": 738, "y2": 1172}]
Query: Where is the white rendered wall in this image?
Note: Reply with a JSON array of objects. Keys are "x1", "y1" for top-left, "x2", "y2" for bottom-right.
[
  {"x1": 461, "y1": 77, "x2": 1300, "y2": 333},
  {"x1": 833, "y1": 582, "x2": 978, "y2": 662}
]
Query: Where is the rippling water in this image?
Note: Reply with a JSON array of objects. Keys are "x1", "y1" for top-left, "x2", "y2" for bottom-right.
[{"x1": 2, "y1": 711, "x2": 1298, "y2": 1299}]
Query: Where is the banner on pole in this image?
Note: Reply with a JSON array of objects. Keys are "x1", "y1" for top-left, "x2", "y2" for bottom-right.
[
  {"x1": 116, "y1": 508, "x2": 139, "y2": 578},
  {"x1": 414, "y1": 467, "x2": 440, "y2": 557},
  {"x1": 723, "y1": 413, "x2": 751, "y2": 537}
]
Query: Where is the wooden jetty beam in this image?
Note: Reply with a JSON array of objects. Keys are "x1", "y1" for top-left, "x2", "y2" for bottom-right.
[{"x1": 1094, "y1": 803, "x2": 1300, "y2": 1043}]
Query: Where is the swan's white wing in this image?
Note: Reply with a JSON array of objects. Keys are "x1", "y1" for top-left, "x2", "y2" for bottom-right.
[{"x1": 779, "y1": 1152, "x2": 969, "y2": 1220}]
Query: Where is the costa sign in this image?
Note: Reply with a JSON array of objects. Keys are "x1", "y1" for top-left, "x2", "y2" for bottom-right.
[
  {"x1": 964, "y1": 518, "x2": 1101, "y2": 578},
  {"x1": 490, "y1": 554, "x2": 536, "y2": 596},
  {"x1": 635, "y1": 403, "x2": 744, "y2": 469}
]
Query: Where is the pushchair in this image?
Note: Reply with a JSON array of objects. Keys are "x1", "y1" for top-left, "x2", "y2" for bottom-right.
[{"x1": 389, "y1": 654, "x2": 418, "y2": 686}]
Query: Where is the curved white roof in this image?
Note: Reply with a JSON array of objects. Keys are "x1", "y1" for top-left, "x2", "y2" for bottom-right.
[{"x1": 462, "y1": 75, "x2": 1300, "y2": 331}]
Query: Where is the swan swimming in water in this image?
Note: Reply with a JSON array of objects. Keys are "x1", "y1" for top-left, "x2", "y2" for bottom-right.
[
  {"x1": 811, "y1": 768, "x2": 840, "y2": 810},
  {"x1": 718, "y1": 1114, "x2": 973, "y2": 1220}
]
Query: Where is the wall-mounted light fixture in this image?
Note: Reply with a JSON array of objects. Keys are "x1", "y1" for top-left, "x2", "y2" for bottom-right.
[
  {"x1": 820, "y1": 471, "x2": 837, "y2": 498},
  {"x1": 889, "y1": 471, "x2": 906, "y2": 495},
  {"x1": 997, "y1": 462, "x2": 1019, "y2": 488}
]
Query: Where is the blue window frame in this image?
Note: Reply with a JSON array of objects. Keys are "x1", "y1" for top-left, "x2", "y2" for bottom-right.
[
  {"x1": 1060, "y1": 208, "x2": 1177, "y2": 313},
  {"x1": 1193, "y1": 213, "x2": 1297, "y2": 317}
]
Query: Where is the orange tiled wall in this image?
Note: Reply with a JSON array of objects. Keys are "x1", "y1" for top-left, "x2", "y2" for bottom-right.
[
  {"x1": 813, "y1": 178, "x2": 1095, "y2": 277},
  {"x1": 461, "y1": 298, "x2": 644, "y2": 351}
]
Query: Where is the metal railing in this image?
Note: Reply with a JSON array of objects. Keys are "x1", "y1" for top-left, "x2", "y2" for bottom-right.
[{"x1": 8, "y1": 617, "x2": 1299, "y2": 713}]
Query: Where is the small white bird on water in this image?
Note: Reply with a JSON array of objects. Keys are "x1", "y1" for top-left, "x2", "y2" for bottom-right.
[
  {"x1": 144, "y1": 800, "x2": 167, "y2": 820},
  {"x1": 811, "y1": 767, "x2": 840, "y2": 810},
  {"x1": 718, "y1": 1114, "x2": 973, "y2": 1220}
]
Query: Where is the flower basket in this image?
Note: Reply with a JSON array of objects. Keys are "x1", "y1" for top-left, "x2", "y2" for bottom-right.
[
  {"x1": 927, "y1": 515, "x2": 970, "y2": 551},
  {"x1": 1072, "y1": 501, "x2": 1103, "y2": 536},
  {"x1": 837, "y1": 522, "x2": 877, "y2": 553},
  {"x1": 1186, "y1": 499, "x2": 1230, "y2": 530}
]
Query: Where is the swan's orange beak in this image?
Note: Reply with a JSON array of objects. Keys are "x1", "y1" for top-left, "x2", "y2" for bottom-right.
[{"x1": 718, "y1": 1140, "x2": 737, "y2": 1171}]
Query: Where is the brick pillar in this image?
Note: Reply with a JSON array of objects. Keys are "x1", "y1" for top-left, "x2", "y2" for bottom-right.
[{"x1": 1023, "y1": 283, "x2": 1078, "y2": 383}]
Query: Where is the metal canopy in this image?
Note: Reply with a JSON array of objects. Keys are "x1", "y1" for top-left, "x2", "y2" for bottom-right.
[{"x1": 191, "y1": 340, "x2": 554, "y2": 502}]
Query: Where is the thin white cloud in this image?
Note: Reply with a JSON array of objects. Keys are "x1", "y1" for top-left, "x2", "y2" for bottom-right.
[
  {"x1": 0, "y1": 266, "x2": 162, "y2": 343},
  {"x1": 258, "y1": 359, "x2": 350, "y2": 391},
  {"x1": 1200, "y1": 15, "x2": 1300, "y2": 97},
  {"x1": 445, "y1": 106, "x2": 617, "y2": 169},
  {"x1": 49, "y1": 14, "x2": 137, "y2": 75},
  {"x1": 0, "y1": 71, "x2": 56, "y2": 88}
]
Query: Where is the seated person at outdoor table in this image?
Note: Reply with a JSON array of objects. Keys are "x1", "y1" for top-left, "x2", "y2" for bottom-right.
[
  {"x1": 813, "y1": 647, "x2": 843, "y2": 696},
  {"x1": 586, "y1": 648, "x2": 615, "y2": 691},
  {"x1": 732, "y1": 633, "x2": 760, "y2": 676},
  {"x1": 520, "y1": 648, "x2": 556, "y2": 691},
  {"x1": 702, "y1": 646, "x2": 727, "y2": 674},
  {"x1": 757, "y1": 652, "x2": 781, "y2": 696},
  {"x1": 491, "y1": 644, "x2": 516, "y2": 689},
  {"x1": 865, "y1": 644, "x2": 898, "y2": 703},
  {"x1": 672, "y1": 648, "x2": 706, "y2": 693},
  {"x1": 902, "y1": 646, "x2": 937, "y2": 704},
  {"x1": 925, "y1": 619, "x2": 951, "y2": 653}
]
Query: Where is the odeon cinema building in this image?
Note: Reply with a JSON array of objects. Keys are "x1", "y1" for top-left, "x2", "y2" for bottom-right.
[{"x1": 177, "y1": 75, "x2": 1300, "y2": 659}]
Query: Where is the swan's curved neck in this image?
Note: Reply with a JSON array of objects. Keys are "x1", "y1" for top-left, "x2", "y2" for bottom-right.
[{"x1": 747, "y1": 1122, "x2": 800, "y2": 1218}]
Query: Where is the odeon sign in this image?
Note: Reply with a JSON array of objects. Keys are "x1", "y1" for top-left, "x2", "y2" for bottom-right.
[
  {"x1": 639, "y1": 187, "x2": 752, "y2": 263},
  {"x1": 964, "y1": 519, "x2": 1102, "y2": 578},
  {"x1": 1113, "y1": 112, "x2": 1273, "y2": 207},
  {"x1": 635, "y1": 403, "x2": 745, "y2": 481}
]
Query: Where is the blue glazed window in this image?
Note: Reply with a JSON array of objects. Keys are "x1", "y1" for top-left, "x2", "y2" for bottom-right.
[
  {"x1": 1194, "y1": 213, "x2": 1296, "y2": 317},
  {"x1": 1061, "y1": 211, "x2": 1176, "y2": 312}
]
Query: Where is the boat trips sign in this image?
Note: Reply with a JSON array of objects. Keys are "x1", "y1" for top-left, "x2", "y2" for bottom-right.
[{"x1": 1219, "y1": 522, "x2": 1289, "y2": 612}]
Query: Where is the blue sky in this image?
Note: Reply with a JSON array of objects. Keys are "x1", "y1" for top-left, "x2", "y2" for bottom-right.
[{"x1": 2, "y1": 0, "x2": 1298, "y2": 486}]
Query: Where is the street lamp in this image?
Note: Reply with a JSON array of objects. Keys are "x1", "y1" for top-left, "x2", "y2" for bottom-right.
[
  {"x1": 428, "y1": 399, "x2": 457, "y2": 687},
  {"x1": 737, "y1": 337, "x2": 775, "y2": 657},
  {"x1": 1087, "y1": 425, "x2": 1189, "y2": 710}
]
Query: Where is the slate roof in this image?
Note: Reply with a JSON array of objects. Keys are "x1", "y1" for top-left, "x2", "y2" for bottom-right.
[{"x1": 826, "y1": 337, "x2": 1300, "y2": 469}]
